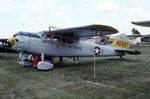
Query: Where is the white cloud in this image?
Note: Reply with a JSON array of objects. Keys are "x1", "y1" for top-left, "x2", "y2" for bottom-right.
[
  {"x1": 1, "y1": 0, "x2": 150, "y2": 38},
  {"x1": 123, "y1": 6, "x2": 150, "y2": 21},
  {"x1": 110, "y1": 12, "x2": 118, "y2": 17},
  {"x1": 98, "y1": 0, "x2": 120, "y2": 10}
]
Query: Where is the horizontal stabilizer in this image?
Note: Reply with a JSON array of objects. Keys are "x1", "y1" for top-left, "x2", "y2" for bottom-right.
[{"x1": 115, "y1": 49, "x2": 141, "y2": 55}]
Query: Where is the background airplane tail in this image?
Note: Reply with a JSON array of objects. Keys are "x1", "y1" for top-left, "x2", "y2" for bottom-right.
[{"x1": 111, "y1": 34, "x2": 130, "y2": 49}]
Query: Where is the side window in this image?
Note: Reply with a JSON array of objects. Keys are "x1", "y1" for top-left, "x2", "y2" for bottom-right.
[
  {"x1": 53, "y1": 37, "x2": 60, "y2": 42},
  {"x1": 23, "y1": 32, "x2": 30, "y2": 36},
  {"x1": 60, "y1": 38, "x2": 73, "y2": 44},
  {"x1": 61, "y1": 38, "x2": 66, "y2": 43},
  {"x1": 30, "y1": 33, "x2": 41, "y2": 39},
  {"x1": 45, "y1": 35, "x2": 52, "y2": 40},
  {"x1": 67, "y1": 39, "x2": 73, "y2": 44}
]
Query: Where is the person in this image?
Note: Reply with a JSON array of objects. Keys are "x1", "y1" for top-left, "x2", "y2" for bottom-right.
[
  {"x1": 68, "y1": 57, "x2": 73, "y2": 63},
  {"x1": 59, "y1": 57, "x2": 63, "y2": 63},
  {"x1": 73, "y1": 57, "x2": 79, "y2": 64},
  {"x1": 18, "y1": 52, "x2": 25, "y2": 64},
  {"x1": 104, "y1": 37, "x2": 109, "y2": 45},
  {"x1": 100, "y1": 36, "x2": 109, "y2": 45},
  {"x1": 100, "y1": 37, "x2": 105, "y2": 45},
  {"x1": 27, "y1": 54, "x2": 35, "y2": 61},
  {"x1": 33, "y1": 56, "x2": 41, "y2": 66},
  {"x1": 68, "y1": 57, "x2": 79, "y2": 64}
]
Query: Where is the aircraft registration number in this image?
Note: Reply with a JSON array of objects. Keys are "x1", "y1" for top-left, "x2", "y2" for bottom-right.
[{"x1": 113, "y1": 40, "x2": 129, "y2": 48}]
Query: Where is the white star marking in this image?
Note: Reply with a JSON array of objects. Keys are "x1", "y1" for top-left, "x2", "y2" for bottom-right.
[{"x1": 94, "y1": 47, "x2": 100, "y2": 55}]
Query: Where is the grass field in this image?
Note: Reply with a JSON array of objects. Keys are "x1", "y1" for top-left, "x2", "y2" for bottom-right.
[{"x1": 0, "y1": 43, "x2": 150, "y2": 99}]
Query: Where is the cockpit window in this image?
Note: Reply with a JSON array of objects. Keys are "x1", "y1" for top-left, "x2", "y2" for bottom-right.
[
  {"x1": 30, "y1": 33, "x2": 41, "y2": 39},
  {"x1": 14, "y1": 31, "x2": 40, "y2": 39},
  {"x1": 67, "y1": 39, "x2": 73, "y2": 44},
  {"x1": 60, "y1": 38, "x2": 73, "y2": 44},
  {"x1": 14, "y1": 31, "x2": 30, "y2": 37}
]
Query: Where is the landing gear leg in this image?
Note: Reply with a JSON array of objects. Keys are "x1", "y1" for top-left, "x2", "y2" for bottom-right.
[
  {"x1": 120, "y1": 56, "x2": 123, "y2": 60},
  {"x1": 41, "y1": 53, "x2": 44, "y2": 61}
]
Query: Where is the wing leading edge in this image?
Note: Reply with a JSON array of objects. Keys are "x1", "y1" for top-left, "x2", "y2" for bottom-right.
[
  {"x1": 132, "y1": 21, "x2": 150, "y2": 27},
  {"x1": 51, "y1": 24, "x2": 119, "y2": 39}
]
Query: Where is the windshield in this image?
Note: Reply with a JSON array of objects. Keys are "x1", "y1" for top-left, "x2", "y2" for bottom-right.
[
  {"x1": 14, "y1": 31, "x2": 41, "y2": 39},
  {"x1": 14, "y1": 31, "x2": 30, "y2": 37}
]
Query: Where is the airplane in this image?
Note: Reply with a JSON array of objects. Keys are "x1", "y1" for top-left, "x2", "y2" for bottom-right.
[
  {"x1": 0, "y1": 38, "x2": 17, "y2": 53},
  {"x1": 8, "y1": 24, "x2": 141, "y2": 70},
  {"x1": 141, "y1": 34, "x2": 150, "y2": 42},
  {"x1": 132, "y1": 21, "x2": 150, "y2": 42},
  {"x1": 132, "y1": 21, "x2": 150, "y2": 27},
  {"x1": 127, "y1": 34, "x2": 143, "y2": 46}
]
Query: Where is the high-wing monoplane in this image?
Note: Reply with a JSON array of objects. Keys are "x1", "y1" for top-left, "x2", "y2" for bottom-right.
[{"x1": 8, "y1": 24, "x2": 141, "y2": 70}]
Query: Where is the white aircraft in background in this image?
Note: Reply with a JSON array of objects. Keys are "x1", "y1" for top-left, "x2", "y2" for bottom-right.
[
  {"x1": 127, "y1": 34, "x2": 143, "y2": 46},
  {"x1": 8, "y1": 24, "x2": 141, "y2": 70}
]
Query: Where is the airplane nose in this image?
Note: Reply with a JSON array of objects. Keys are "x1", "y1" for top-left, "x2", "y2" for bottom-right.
[{"x1": 8, "y1": 37, "x2": 16, "y2": 45}]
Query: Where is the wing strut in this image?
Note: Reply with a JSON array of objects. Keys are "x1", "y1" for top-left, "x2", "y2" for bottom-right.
[
  {"x1": 49, "y1": 26, "x2": 54, "y2": 40},
  {"x1": 93, "y1": 31, "x2": 98, "y2": 79}
]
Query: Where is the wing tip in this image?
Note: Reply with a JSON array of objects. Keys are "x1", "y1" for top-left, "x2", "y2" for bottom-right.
[
  {"x1": 93, "y1": 24, "x2": 119, "y2": 33},
  {"x1": 131, "y1": 21, "x2": 136, "y2": 25}
]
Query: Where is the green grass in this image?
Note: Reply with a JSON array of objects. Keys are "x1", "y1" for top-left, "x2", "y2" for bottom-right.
[{"x1": 0, "y1": 43, "x2": 150, "y2": 99}]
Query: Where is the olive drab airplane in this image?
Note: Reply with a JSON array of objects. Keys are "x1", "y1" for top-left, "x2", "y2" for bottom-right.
[{"x1": 8, "y1": 24, "x2": 141, "y2": 70}]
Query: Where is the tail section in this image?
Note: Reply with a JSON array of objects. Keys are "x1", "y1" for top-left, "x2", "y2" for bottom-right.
[
  {"x1": 111, "y1": 34, "x2": 130, "y2": 48},
  {"x1": 111, "y1": 34, "x2": 141, "y2": 55}
]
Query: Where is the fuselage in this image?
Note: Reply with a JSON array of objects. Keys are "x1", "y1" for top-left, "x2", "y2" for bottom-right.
[{"x1": 11, "y1": 32, "x2": 126, "y2": 57}]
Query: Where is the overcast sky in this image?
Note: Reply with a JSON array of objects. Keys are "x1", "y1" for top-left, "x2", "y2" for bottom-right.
[{"x1": 0, "y1": 0, "x2": 150, "y2": 38}]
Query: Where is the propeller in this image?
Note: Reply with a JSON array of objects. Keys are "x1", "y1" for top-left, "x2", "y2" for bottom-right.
[{"x1": 7, "y1": 37, "x2": 15, "y2": 45}]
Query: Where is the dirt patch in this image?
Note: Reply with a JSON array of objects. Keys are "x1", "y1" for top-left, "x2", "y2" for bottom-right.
[{"x1": 84, "y1": 80, "x2": 116, "y2": 88}]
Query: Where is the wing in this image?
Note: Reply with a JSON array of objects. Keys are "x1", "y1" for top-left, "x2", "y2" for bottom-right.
[
  {"x1": 127, "y1": 35, "x2": 143, "y2": 37},
  {"x1": 132, "y1": 21, "x2": 150, "y2": 27},
  {"x1": 51, "y1": 24, "x2": 118, "y2": 39},
  {"x1": 0, "y1": 39, "x2": 8, "y2": 43},
  {"x1": 115, "y1": 49, "x2": 141, "y2": 55}
]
